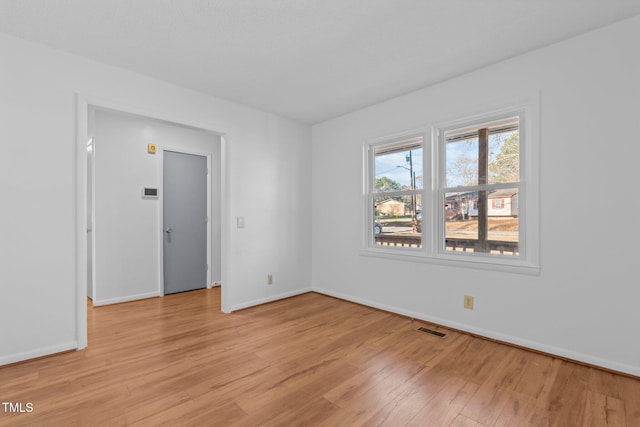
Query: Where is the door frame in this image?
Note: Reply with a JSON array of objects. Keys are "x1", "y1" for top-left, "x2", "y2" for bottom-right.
[
  {"x1": 75, "y1": 93, "x2": 230, "y2": 350},
  {"x1": 158, "y1": 147, "x2": 212, "y2": 296}
]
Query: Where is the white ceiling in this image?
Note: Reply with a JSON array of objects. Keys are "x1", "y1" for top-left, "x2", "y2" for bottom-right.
[{"x1": 2, "y1": 1, "x2": 640, "y2": 124}]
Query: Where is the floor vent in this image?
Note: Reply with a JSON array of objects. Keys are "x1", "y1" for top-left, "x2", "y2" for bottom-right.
[{"x1": 417, "y1": 327, "x2": 446, "y2": 338}]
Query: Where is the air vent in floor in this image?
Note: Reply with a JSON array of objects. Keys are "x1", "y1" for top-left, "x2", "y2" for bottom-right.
[{"x1": 417, "y1": 327, "x2": 446, "y2": 338}]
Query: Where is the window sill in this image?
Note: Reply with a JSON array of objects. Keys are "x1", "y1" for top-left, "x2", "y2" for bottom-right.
[{"x1": 359, "y1": 247, "x2": 540, "y2": 276}]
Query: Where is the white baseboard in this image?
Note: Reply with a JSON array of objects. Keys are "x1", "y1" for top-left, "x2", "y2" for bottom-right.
[
  {"x1": 313, "y1": 287, "x2": 640, "y2": 377},
  {"x1": 230, "y1": 287, "x2": 313, "y2": 312},
  {"x1": 0, "y1": 341, "x2": 78, "y2": 367},
  {"x1": 92, "y1": 291, "x2": 161, "y2": 306}
]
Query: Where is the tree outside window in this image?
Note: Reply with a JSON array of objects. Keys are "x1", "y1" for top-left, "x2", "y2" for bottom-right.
[{"x1": 442, "y1": 116, "x2": 520, "y2": 255}]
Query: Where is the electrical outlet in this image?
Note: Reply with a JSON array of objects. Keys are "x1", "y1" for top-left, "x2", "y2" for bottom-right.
[
  {"x1": 464, "y1": 295, "x2": 474, "y2": 310},
  {"x1": 268, "y1": 274, "x2": 273, "y2": 285}
]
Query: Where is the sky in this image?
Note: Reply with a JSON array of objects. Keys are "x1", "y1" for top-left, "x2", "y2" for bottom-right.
[
  {"x1": 375, "y1": 148, "x2": 423, "y2": 189},
  {"x1": 374, "y1": 130, "x2": 517, "y2": 189}
]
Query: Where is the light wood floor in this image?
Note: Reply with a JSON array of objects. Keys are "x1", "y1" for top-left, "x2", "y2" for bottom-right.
[{"x1": 1, "y1": 288, "x2": 638, "y2": 426}]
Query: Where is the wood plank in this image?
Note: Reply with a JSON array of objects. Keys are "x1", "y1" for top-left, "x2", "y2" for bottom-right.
[
  {"x1": 450, "y1": 414, "x2": 488, "y2": 427},
  {"x1": 619, "y1": 375, "x2": 640, "y2": 425},
  {"x1": 362, "y1": 365, "x2": 464, "y2": 426},
  {"x1": 582, "y1": 391, "x2": 626, "y2": 427},
  {"x1": 493, "y1": 394, "x2": 550, "y2": 427},
  {"x1": 460, "y1": 383, "x2": 512, "y2": 426},
  {"x1": 405, "y1": 377, "x2": 478, "y2": 426},
  {"x1": 512, "y1": 352, "x2": 561, "y2": 407},
  {"x1": 546, "y1": 360, "x2": 591, "y2": 426}
]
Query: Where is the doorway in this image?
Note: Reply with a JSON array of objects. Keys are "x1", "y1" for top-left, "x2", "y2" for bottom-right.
[
  {"x1": 87, "y1": 107, "x2": 222, "y2": 305},
  {"x1": 76, "y1": 96, "x2": 229, "y2": 350}
]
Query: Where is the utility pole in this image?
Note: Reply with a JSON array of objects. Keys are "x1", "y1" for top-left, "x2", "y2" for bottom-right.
[{"x1": 407, "y1": 151, "x2": 415, "y2": 216}]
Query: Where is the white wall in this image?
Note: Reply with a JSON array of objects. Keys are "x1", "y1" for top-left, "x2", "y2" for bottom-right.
[
  {"x1": 92, "y1": 108, "x2": 222, "y2": 305},
  {"x1": 311, "y1": 15, "x2": 640, "y2": 375},
  {"x1": 0, "y1": 33, "x2": 312, "y2": 365}
]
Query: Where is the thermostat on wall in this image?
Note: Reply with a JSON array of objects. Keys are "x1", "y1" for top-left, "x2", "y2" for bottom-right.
[{"x1": 142, "y1": 188, "x2": 159, "y2": 198}]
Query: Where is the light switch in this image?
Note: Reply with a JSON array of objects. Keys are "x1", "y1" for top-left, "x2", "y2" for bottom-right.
[{"x1": 237, "y1": 216, "x2": 245, "y2": 228}]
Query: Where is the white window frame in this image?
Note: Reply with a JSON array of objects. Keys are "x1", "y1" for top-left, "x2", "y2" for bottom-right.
[
  {"x1": 364, "y1": 131, "x2": 427, "y2": 253},
  {"x1": 435, "y1": 110, "x2": 527, "y2": 263},
  {"x1": 361, "y1": 93, "x2": 540, "y2": 275}
]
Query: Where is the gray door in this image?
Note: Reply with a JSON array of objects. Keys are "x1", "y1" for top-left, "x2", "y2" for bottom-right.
[{"x1": 163, "y1": 151, "x2": 207, "y2": 294}]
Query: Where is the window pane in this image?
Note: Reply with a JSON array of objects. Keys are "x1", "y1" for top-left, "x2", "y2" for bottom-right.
[
  {"x1": 374, "y1": 142, "x2": 423, "y2": 192},
  {"x1": 488, "y1": 130, "x2": 519, "y2": 184},
  {"x1": 444, "y1": 189, "x2": 519, "y2": 255},
  {"x1": 373, "y1": 194, "x2": 422, "y2": 248},
  {"x1": 445, "y1": 118, "x2": 519, "y2": 188},
  {"x1": 446, "y1": 137, "x2": 478, "y2": 187}
]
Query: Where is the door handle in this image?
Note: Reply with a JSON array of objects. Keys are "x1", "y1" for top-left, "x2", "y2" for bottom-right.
[{"x1": 165, "y1": 227, "x2": 173, "y2": 233}]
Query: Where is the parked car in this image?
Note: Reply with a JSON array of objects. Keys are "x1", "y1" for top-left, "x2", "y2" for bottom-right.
[
  {"x1": 374, "y1": 221, "x2": 383, "y2": 235},
  {"x1": 412, "y1": 211, "x2": 421, "y2": 233}
]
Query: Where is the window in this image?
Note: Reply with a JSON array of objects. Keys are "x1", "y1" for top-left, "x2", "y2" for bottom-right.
[
  {"x1": 441, "y1": 115, "x2": 521, "y2": 257},
  {"x1": 363, "y1": 98, "x2": 540, "y2": 274},
  {"x1": 367, "y1": 135, "x2": 423, "y2": 249}
]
